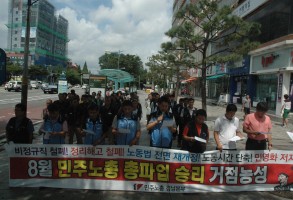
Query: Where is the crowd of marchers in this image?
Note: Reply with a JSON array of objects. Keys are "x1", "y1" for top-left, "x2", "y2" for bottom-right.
[{"x1": 6, "y1": 89, "x2": 281, "y2": 153}]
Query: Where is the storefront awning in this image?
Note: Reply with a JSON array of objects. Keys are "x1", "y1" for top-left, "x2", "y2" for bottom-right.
[
  {"x1": 206, "y1": 74, "x2": 226, "y2": 80},
  {"x1": 99, "y1": 69, "x2": 134, "y2": 83}
]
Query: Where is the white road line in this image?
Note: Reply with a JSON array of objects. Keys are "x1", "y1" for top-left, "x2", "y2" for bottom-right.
[{"x1": 0, "y1": 95, "x2": 58, "y2": 105}]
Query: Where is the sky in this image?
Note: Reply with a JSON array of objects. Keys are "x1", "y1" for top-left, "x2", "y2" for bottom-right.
[{"x1": 0, "y1": 0, "x2": 173, "y2": 73}]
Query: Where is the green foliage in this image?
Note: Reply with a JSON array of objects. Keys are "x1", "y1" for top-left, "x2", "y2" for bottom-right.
[
  {"x1": 28, "y1": 65, "x2": 49, "y2": 79},
  {"x1": 82, "y1": 61, "x2": 89, "y2": 74},
  {"x1": 99, "y1": 52, "x2": 144, "y2": 82},
  {"x1": 145, "y1": 51, "x2": 176, "y2": 88},
  {"x1": 166, "y1": 0, "x2": 261, "y2": 66},
  {"x1": 6, "y1": 63, "x2": 22, "y2": 75},
  {"x1": 66, "y1": 68, "x2": 80, "y2": 85},
  {"x1": 163, "y1": 0, "x2": 261, "y2": 109}
]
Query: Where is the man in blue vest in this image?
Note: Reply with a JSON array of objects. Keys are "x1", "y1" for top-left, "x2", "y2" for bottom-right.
[{"x1": 147, "y1": 96, "x2": 177, "y2": 148}]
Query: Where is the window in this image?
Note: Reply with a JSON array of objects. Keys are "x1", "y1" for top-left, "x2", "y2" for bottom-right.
[
  {"x1": 15, "y1": 18, "x2": 18, "y2": 21},
  {"x1": 14, "y1": 38, "x2": 17, "y2": 41},
  {"x1": 14, "y1": 30, "x2": 18, "y2": 34},
  {"x1": 255, "y1": 74, "x2": 278, "y2": 110}
]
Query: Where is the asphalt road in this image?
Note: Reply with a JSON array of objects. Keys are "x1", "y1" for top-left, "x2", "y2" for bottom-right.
[
  {"x1": 0, "y1": 89, "x2": 292, "y2": 199},
  {"x1": 0, "y1": 86, "x2": 85, "y2": 135}
]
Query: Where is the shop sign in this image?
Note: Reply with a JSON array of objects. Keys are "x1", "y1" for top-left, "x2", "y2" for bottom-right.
[
  {"x1": 278, "y1": 74, "x2": 283, "y2": 102},
  {"x1": 262, "y1": 54, "x2": 279, "y2": 68},
  {"x1": 215, "y1": 63, "x2": 227, "y2": 74},
  {"x1": 232, "y1": 0, "x2": 269, "y2": 18}
]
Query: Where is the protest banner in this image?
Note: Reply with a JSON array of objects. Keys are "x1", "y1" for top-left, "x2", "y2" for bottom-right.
[{"x1": 5, "y1": 144, "x2": 293, "y2": 192}]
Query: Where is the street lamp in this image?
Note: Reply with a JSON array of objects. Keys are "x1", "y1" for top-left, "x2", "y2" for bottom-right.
[
  {"x1": 117, "y1": 50, "x2": 122, "y2": 69},
  {"x1": 21, "y1": 0, "x2": 39, "y2": 116}
]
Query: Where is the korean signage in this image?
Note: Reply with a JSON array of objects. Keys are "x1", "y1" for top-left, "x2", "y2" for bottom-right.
[
  {"x1": 262, "y1": 54, "x2": 279, "y2": 68},
  {"x1": 58, "y1": 80, "x2": 67, "y2": 94},
  {"x1": 232, "y1": 0, "x2": 269, "y2": 18},
  {"x1": 5, "y1": 144, "x2": 293, "y2": 192},
  {"x1": 89, "y1": 75, "x2": 107, "y2": 97},
  {"x1": 251, "y1": 49, "x2": 290, "y2": 72},
  {"x1": 278, "y1": 73, "x2": 283, "y2": 102}
]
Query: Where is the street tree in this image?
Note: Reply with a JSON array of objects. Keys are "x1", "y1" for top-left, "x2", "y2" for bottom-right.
[
  {"x1": 164, "y1": 0, "x2": 260, "y2": 110},
  {"x1": 28, "y1": 65, "x2": 48, "y2": 80},
  {"x1": 146, "y1": 51, "x2": 177, "y2": 94},
  {"x1": 99, "y1": 53, "x2": 144, "y2": 85},
  {"x1": 6, "y1": 63, "x2": 22, "y2": 76},
  {"x1": 82, "y1": 61, "x2": 89, "y2": 74},
  {"x1": 66, "y1": 68, "x2": 80, "y2": 85}
]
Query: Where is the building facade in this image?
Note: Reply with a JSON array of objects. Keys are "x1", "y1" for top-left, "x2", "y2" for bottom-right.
[
  {"x1": 234, "y1": 0, "x2": 293, "y2": 115},
  {"x1": 6, "y1": 0, "x2": 69, "y2": 67}
]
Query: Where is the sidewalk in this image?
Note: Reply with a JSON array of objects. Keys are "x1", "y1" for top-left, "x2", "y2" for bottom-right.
[{"x1": 0, "y1": 91, "x2": 292, "y2": 199}]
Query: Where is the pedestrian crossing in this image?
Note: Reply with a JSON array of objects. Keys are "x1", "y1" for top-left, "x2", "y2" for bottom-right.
[{"x1": 0, "y1": 94, "x2": 58, "y2": 105}]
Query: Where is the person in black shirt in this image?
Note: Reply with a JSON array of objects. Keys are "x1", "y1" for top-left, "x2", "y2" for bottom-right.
[
  {"x1": 100, "y1": 96, "x2": 116, "y2": 144},
  {"x1": 182, "y1": 109, "x2": 209, "y2": 153},
  {"x1": 6, "y1": 103, "x2": 34, "y2": 144},
  {"x1": 67, "y1": 95, "x2": 83, "y2": 144}
]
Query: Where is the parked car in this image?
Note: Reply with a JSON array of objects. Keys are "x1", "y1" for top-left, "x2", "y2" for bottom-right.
[
  {"x1": 41, "y1": 83, "x2": 48, "y2": 90},
  {"x1": 81, "y1": 84, "x2": 88, "y2": 89},
  {"x1": 7, "y1": 81, "x2": 22, "y2": 92},
  {"x1": 30, "y1": 81, "x2": 39, "y2": 89},
  {"x1": 67, "y1": 83, "x2": 72, "y2": 89},
  {"x1": 74, "y1": 84, "x2": 81, "y2": 88},
  {"x1": 42, "y1": 83, "x2": 58, "y2": 94}
]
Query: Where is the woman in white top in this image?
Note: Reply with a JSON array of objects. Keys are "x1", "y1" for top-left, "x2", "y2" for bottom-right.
[
  {"x1": 281, "y1": 94, "x2": 291, "y2": 128},
  {"x1": 145, "y1": 94, "x2": 152, "y2": 123}
]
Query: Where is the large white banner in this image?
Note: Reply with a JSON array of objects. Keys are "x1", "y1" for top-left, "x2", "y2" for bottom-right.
[{"x1": 5, "y1": 144, "x2": 293, "y2": 192}]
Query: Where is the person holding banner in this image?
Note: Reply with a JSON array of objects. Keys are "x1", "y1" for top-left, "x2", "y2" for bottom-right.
[
  {"x1": 214, "y1": 104, "x2": 243, "y2": 152},
  {"x1": 112, "y1": 100, "x2": 141, "y2": 146},
  {"x1": 6, "y1": 103, "x2": 34, "y2": 144},
  {"x1": 181, "y1": 109, "x2": 209, "y2": 153},
  {"x1": 243, "y1": 102, "x2": 273, "y2": 150},
  {"x1": 39, "y1": 103, "x2": 68, "y2": 144},
  {"x1": 79, "y1": 103, "x2": 106, "y2": 145},
  {"x1": 147, "y1": 96, "x2": 177, "y2": 148}
]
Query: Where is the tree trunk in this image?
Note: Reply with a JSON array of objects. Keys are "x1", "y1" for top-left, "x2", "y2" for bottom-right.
[
  {"x1": 175, "y1": 65, "x2": 180, "y2": 100},
  {"x1": 201, "y1": 63, "x2": 207, "y2": 111}
]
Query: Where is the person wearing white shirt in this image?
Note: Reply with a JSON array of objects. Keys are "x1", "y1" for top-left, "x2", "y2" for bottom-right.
[
  {"x1": 281, "y1": 94, "x2": 291, "y2": 128},
  {"x1": 214, "y1": 104, "x2": 244, "y2": 151}
]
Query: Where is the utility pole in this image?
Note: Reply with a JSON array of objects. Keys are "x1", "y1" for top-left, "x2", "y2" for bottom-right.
[
  {"x1": 117, "y1": 50, "x2": 122, "y2": 69},
  {"x1": 21, "y1": 0, "x2": 39, "y2": 116}
]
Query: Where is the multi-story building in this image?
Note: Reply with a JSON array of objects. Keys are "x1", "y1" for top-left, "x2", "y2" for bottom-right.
[
  {"x1": 224, "y1": 0, "x2": 293, "y2": 115},
  {"x1": 172, "y1": 0, "x2": 293, "y2": 115},
  {"x1": 6, "y1": 0, "x2": 69, "y2": 67}
]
